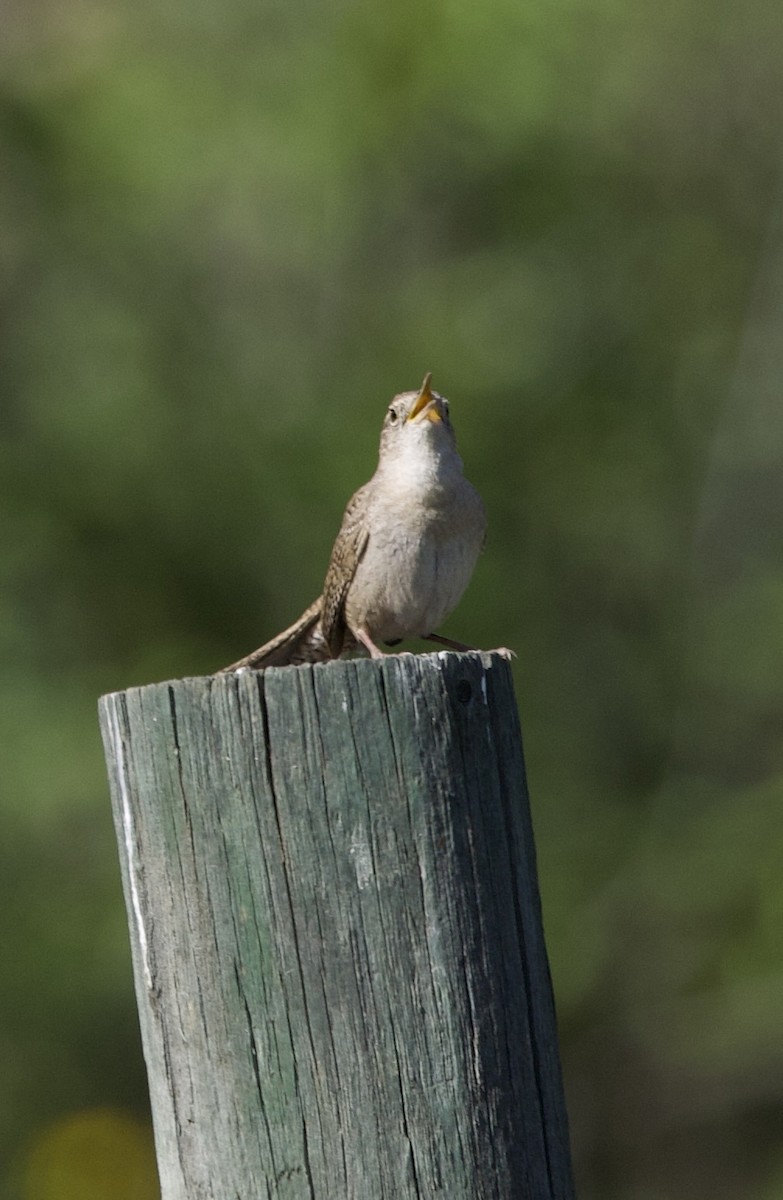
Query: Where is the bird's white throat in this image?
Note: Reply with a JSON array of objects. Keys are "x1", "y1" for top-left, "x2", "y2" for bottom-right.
[{"x1": 376, "y1": 429, "x2": 464, "y2": 507}]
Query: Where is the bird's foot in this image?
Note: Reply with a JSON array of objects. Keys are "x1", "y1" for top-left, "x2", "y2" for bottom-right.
[
  {"x1": 355, "y1": 627, "x2": 387, "y2": 659},
  {"x1": 423, "y1": 633, "x2": 477, "y2": 653}
]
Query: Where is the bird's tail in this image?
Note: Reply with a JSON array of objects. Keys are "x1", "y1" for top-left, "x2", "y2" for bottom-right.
[{"x1": 220, "y1": 599, "x2": 328, "y2": 671}]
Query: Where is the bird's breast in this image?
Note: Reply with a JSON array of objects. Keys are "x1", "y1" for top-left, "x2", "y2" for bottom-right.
[{"x1": 344, "y1": 480, "x2": 486, "y2": 642}]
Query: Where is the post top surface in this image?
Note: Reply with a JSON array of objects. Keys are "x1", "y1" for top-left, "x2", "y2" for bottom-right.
[{"x1": 98, "y1": 648, "x2": 514, "y2": 705}]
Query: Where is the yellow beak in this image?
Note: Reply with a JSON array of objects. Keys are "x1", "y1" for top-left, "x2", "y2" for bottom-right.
[{"x1": 407, "y1": 372, "x2": 442, "y2": 423}]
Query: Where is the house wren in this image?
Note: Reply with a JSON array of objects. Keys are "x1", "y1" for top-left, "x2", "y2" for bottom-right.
[{"x1": 222, "y1": 373, "x2": 487, "y2": 671}]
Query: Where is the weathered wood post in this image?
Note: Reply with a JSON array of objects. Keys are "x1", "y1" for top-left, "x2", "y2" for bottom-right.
[{"x1": 98, "y1": 650, "x2": 574, "y2": 1199}]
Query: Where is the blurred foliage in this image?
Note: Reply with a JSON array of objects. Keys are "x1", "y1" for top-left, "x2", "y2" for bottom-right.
[
  {"x1": 2, "y1": 0, "x2": 783, "y2": 1196},
  {"x1": 21, "y1": 1109, "x2": 157, "y2": 1200}
]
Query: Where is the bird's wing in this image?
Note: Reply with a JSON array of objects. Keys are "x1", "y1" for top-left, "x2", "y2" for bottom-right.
[{"x1": 321, "y1": 483, "x2": 371, "y2": 657}]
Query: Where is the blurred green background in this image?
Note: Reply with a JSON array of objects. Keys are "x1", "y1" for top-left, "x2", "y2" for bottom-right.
[{"x1": 3, "y1": 0, "x2": 783, "y2": 1196}]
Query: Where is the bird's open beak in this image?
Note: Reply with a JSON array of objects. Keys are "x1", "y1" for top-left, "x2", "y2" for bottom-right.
[{"x1": 407, "y1": 372, "x2": 442, "y2": 423}]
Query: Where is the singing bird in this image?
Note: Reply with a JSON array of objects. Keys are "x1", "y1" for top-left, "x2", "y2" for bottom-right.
[{"x1": 223, "y1": 373, "x2": 487, "y2": 671}]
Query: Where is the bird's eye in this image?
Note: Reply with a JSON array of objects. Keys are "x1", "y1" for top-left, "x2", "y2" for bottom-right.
[{"x1": 387, "y1": 407, "x2": 398, "y2": 423}]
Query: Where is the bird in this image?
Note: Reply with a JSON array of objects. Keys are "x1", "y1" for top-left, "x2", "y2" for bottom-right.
[{"x1": 222, "y1": 373, "x2": 487, "y2": 671}]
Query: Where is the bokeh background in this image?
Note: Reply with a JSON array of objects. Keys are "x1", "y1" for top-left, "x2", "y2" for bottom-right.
[{"x1": 3, "y1": 0, "x2": 783, "y2": 1196}]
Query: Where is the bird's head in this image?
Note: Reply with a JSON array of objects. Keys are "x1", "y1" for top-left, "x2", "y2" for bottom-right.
[{"x1": 379, "y1": 373, "x2": 457, "y2": 458}]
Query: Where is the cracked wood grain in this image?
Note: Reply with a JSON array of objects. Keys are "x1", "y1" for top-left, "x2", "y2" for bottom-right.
[{"x1": 99, "y1": 650, "x2": 575, "y2": 1200}]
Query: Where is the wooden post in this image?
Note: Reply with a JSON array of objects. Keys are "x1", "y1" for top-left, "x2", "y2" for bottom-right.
[{"x1": 98, "y1": 650, "x2": 574, "y2": 1200}]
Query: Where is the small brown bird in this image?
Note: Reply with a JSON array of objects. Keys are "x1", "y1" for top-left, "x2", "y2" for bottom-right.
[{"x1": 222, "y1": 373, "x2": 487, "y2": 671}]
